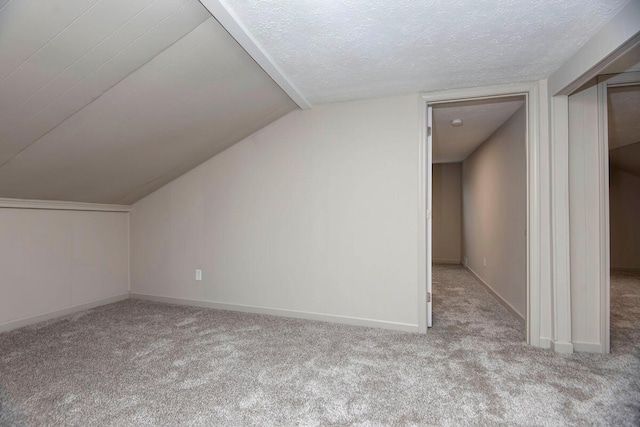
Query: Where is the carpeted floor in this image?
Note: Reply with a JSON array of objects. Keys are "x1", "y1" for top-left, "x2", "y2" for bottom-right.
[{"x1": 0, "y1": 266, "x2": 639, "y2": 426}]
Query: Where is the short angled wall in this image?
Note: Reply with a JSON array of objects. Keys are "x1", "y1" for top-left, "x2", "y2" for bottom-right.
[{"x1": 0, "y1": 201, "x2": 130, "y2": 331}]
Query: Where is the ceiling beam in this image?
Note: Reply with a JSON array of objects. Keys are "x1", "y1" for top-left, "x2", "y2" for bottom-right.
[{"x1": 198, "y1": 0, "x2": 311, "y2": 110}]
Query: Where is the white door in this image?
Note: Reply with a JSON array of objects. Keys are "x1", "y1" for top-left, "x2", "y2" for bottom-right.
[{"x1": 427, "y1": 105, "x2": 433, "y2": 327}]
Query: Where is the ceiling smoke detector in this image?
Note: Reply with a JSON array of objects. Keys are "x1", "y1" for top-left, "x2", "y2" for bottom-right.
[{"x1": 450, "y1": 118, "x2": 463, "y2": 127}]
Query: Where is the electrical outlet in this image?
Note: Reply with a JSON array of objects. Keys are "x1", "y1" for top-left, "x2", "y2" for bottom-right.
[
  {"x1": 195, "y1": 269, "x2": 202, "y2": 281},
  {"x1": 483, "y1": 257, "x2": 487, "y2": 267}
]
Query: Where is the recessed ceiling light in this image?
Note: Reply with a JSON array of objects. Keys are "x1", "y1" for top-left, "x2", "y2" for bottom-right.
[{"x1": 451, "y1": 118, "x2": 463, "y2": 127}]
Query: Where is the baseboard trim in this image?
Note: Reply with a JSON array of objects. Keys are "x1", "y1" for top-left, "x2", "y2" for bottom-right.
[
  {"x1": 433, "y1": 259, "x2": 461, "y2": 265},
  {"x1": 611, "y1": 267, "x2": 640, "y2": 276},
  {"x1": 463, "y1": 265, "x2": 525, "y2": 324},
  {"x1": 539, "y1": 337, "x2": 552, "y2": 349},
  {"x1": 0, "y1": 197, "x2": 130, "y2": 212},
  {"x1": 550, "y1": 340, "x2": 574, "y2": 354},
  {"x1": 0, "y1": 293, "x2": 130, "y2": 333},
  {"x1": 129, "y1": 293, "x2": 420, "y2": 333},
  {"x1": 572, "y1": 341, "x2": 604, "y2": 354}
]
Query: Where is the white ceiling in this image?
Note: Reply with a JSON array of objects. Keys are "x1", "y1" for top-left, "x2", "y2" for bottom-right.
[
  {"x1": 220, "y1": 0, "x2": 628, "y2": 104},
  {"x1": 608, "y1": 85, "x2": 640, "y2": 151},
  {"x1": 0, "y1": 0, "x2": 295, "y2": 204},
  {"x1": 433, "y1": 97, "x2": 525, "y2": 163}
]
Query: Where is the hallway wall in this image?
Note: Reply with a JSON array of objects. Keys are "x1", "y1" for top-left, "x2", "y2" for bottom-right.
[
  {"x1": 432, "y1": 162, "x2": 462, "y2": 264},
  {"x1": 462, "y1": 105, "x2": 527, "y2": 320},
  {"x1": 610, "y1": 166, "x2": 640, "y2": 272}
]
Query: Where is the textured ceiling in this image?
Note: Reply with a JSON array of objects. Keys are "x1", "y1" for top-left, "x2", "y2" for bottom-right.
[
  {"x1": 433, "y1": 97, "x2": 525, "y2": 163},
  {"x1": 608, "y1": 85, "x2": 640, "y2": 151},
  {"x1": 0, "y1": 0, "x2": 295, "y2": 204},
  {"x1": 220, "y1": 0, "x2": 628, "y2": 104}
]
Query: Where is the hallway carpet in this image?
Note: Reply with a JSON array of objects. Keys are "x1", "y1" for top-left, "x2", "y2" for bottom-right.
[{"x1": 1, "y1": 266, "x2": 639, "y2": 426}]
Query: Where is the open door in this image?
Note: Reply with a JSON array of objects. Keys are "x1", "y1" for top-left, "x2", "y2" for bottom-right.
[{"x1": 427, "y1": 105, "x2": 433, "y2": 327}]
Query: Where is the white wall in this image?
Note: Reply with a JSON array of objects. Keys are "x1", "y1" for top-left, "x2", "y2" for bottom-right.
[
  {"x1": 568, "y1": 81, "x2": 605, "y2": 350},
  {"x1": 432, "y1": 162, "x2": 461, "y2": 264},
  {"x1": 462, "y1": 105, "x2": 527, "y2": 319},
  {"x1": 0, "y1": 208, "x2": 129, "y2": 328},
  {"x1": 130, "y1": 94, "x2": 421, "y2": 330},
  {"x1": 609, "y1": 167, "x2": 640, "y2": 272}
]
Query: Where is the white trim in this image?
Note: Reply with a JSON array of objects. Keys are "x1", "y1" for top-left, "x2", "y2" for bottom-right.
[
  {"x1": 0, "y1": 294, "x2": 129, "y2": 333},
  {"x1": 464, "y1": 265, "x2": 525, "y2": 324},
  {"x1": 539, "y1": 337, "x2": 574, "y2": 353},
  {"x1": 198, "y1": 0, "x2": 311, "y2": 110},
  {"x1": 417, "y1": 94, "x2": 428, "y2": 333},
  {"x1": 539, "y1": 337, "x2": 552, "y2": 349},
  {"x1": 419, "y1": 81, "x2": 540, "y2": 346},
  {"x1": 550, "y1": 95, "x2": 573, "y2": 352},
  {"x1": 550, "y1": 340, "x2": 574, "y2": 354},
  {"x1": 573, "y1": 341, "x2": 604, "y2": 353},
  {"x1": 0, "y1": 197, "x2": 131, "y2": 212},
  {"x1": 130, "y1": 293, "x2": 419, "y2": 333},
  {"x1": 548, "y1": 0, "x2": 640, "y2": 95}
]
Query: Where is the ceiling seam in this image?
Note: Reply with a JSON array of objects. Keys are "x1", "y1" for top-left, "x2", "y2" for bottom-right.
[
  {"x1": 0, "y1": 0, "x2": 104, "y2": 85},
  {"x1": 0, "y1": 13, "x2": 211, "y2": 171},
  {"x1": 0, "y1": 0, "x2": 163, "y2": 124},
  {"x1": 0, "y1": 0, "x2": 195, "y2": 141}
]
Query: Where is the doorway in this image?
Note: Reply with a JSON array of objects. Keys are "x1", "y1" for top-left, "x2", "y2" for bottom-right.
[
  {"x1": 429, "y1": 96, "x2": 527, "y2": 337},
  {"x1": 419, "y1": 83, "x2": 539, "y2": 342}
]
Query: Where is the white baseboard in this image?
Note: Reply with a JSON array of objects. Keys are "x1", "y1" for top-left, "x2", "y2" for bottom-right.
[
  {"x1": 537, "y1": 337, "x2": 575, "y2": 353},
  {"x1": 463, "y1": 265, "x2": 525, "y2": 324},
  {"x1": 433, "y1": 259, "x2": 462, "y2": 265},
  {"x1": 539, "y1": 337, "x2": 552, "y2": 349},
  {"x1": 0, "y1": 293, "x2": 130, "y2": 333},
  {"x1": 572, "y1": 341, "x2": 604, "y2": 354},
  {"x1": 129, "y1": 293, "x2": 420, "y2": 333},
  {"x1": 551, "y1": 340, "x2": 574, "y2": 354}
]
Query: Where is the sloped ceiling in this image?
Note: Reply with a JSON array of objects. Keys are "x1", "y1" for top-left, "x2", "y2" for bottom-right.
[
  {"x1": 0, "y1": 0, "x2": 296, "y2": 204},
  {"x1": 609, "y1": 84, "x2": 640, "y2": 178},
  {"x1": 433, "y1": 97, "x2": 524, "y2": 163},
  {"x1": 220, "y1": 0, "x2": 628, "y2": 104},
  {"x1": 608, "y1": 85, "x2": 640, "y2": 151}
]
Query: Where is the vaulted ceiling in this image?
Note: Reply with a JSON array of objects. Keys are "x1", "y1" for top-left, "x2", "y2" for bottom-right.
[
  {"x1": 0, "y1": 0, "x2": 295, "y2": 204},
  {"x1": 0, "y1": 0, "x2": 631, "y2": 204}
]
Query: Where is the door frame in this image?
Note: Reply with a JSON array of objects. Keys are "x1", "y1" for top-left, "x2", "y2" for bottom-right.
[
  {"x1": 417, "y1": 82, "x2": 541, "y2": 346},
  {"x1": 596, "y1": 71, "x2": 640, "y2": 353}
]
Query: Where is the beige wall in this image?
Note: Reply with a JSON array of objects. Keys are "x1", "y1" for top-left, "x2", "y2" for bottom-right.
[
  {"x1": 609, "y1": 167, "x2": 640, "y2": 271},
  {"x1": 432, "y1": 163, "x2": 461, "y2": 264},
  {"x1": 568, "y1": 82, "x2": 607, "y2": 350},
  {"x1": 0, "y1": 209, "x2": 129, "y2": 328},
  {"x1": 131, "y1": 94, "x2": 421, "y2": 330},
  {"x1": 462, "y1": 105, "x2": 527, "y2": 319}
]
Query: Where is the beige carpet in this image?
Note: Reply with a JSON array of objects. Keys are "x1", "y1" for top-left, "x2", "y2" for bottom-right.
[{"x1": 0, "y1": 266, "x2": 638, "y2": 426}]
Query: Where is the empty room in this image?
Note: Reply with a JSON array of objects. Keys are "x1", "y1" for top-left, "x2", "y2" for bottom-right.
[{"x1": 1, "y1": 0, "x2": 640, "y2": 425}]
